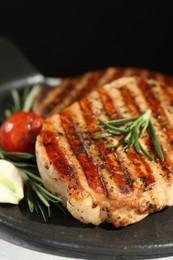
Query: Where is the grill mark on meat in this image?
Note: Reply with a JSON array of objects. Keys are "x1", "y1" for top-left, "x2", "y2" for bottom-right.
[
  {"x1": 98, "y1": 87, "x2": 120, "y2": 119},
  {"x1": 77, "y1": 70, "x2": 106, "y2": 99},
  {"x1": 162, "y1": 82, "x2": 173, "y2": 101},
  {"x1": 157, "y1": 83, "x2": 173, "y2": 125},
  {"x1": 107, "y1": 80, "x2": 162, "y2": 179},
  {"x1": 33, "y1": 67, "x2": 173, "y2": 118},
  {"x1": 79, "y1": 96, "x2": 133, "y2": 197},
  {"x1": 69, "y1": 67, "x2": 129, "y2": 102},
  {"x1": 98, "y1": 88, "x2": 135, "y2": 192},
  {"x1": 113, "y1": 68, "x2": 150, "y2": 79},
  {"x1": 41, "y1": 129, "x2": 74, "y2": 179},
  {"x1": 97, "y1": 67, "x2": 139, "y2": 88},
  {"x1": 147, "y1": 71, "x2": 160, "y2": 80},
  {"x1": 105, "y1": 78, "x2": 173, "y2": 209},
  {"x1": 125, "y1": 68, "x2": 148, "y2": 77},
  {"x1": 42, "y1": 77, "x2": 81, "y2": 116},
  {"x1": 138, "y1": 79, "x2": 170, "y2": 125},
  {"x1": 37, "y1": 79, "x2": 71, "y2": 116},
  {"x1": 36, "y1": 77, "x2": 173, "y2": 227},
  {"x1": 162, "y1": 76, "x2": 173, "y2": 86},
  {"x1": 40, "y1": 115, "x2": 102, "y2": 201},
  {"x1": 96, "y1": 88, "x2": 152, "y2": 196},
  {"x1": 97, "y1": 67, "x2": 122, "y2": 87},
  {"x1": 109, "y1": 68, "x2": 129, "y2": 81},
  {"x1": 120, "y1": 86, "x2": 138, "y2": 115},
  {"x1": 98, "y1": 87, "x2": 155, "y2": 191},
  {"x1": 60, "y1": 109, "x2": 107, "y2": 195},
  {"x1": 136, "y1": 79, "x2": 173, "y2": 178},
  {"x1": 121, "y1": 79, "x2": 173, "y2": 179},
  {"x1": 137, "y1": 79, "x2": 173, "y2": 151},
  {"x1": 119, "y1": 87, "x2": 156, "y2": 187},
  {"x1": 92, "y1": 86, "x2": 166, "y2": 216},
  {"x1": 50, "y1": 73, "x2": 95, "y2": 115},
  {"x1": 66, "y1": 101, "x2": 127, "y2": 199},
  {"x1": 148, "y1": 71, "x2": 171, "y2": 83}
]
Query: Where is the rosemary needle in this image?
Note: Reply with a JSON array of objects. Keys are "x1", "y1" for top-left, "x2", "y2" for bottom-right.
[
  {"x1": 94, "y1": 110, "x2": 164, "y2": 162},
  {"x1": 148, "y1": 120, "x2": 164, "y2": 162},
  {"x1": 4, "y1": 85, "x2": 42, "y2": 118},
  {"x1": 0, "y1": 148, "x2": 66, "y2": 222},
  {"x1": 0, "y1": 86, "x2": 66, "y2": 222}
]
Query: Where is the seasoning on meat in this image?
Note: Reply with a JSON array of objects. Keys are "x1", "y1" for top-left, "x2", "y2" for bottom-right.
[
  {"x1": 33, "y1": 67, "x2": 173, "y2": 117},
  {"x1": 36, "y1": 77, "x2": 173, "y2": 227}
]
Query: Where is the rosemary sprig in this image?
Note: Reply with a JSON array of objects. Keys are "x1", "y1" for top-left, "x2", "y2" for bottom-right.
[
  {"x1": 4, "y1": 85, "x2": 41, "y2": 118},
  {"x1": 94, "y1": 109, "x2": 164, "y2": 162},
  {"x1": 148, "y1": 120, "x2": 164, "y2": 161},
  {"x1": 0, "y1": 148, "x2": 66, "y2": 222},
  {"x1": 0, "y1": 148, "x2": 35, "y2": 159},
  {"x1": 0, "y1": 86, "x2": 66, "y2": 222}
]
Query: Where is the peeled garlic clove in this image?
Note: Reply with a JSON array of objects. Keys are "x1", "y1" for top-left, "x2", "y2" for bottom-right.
[{"x1": 0, "y1": 159, "x2": 24, "y2": 204}]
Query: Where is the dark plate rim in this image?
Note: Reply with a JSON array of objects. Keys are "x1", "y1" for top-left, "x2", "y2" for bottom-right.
[{"x1": 1, "y1": 81, "x2": 173, "y2": 260}]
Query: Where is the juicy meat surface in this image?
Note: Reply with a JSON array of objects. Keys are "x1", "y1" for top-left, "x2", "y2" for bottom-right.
[
  {"x1": 33, "y1": 67, "x2": 173, "y2": 117},
  {"x1": 36, "y1": 77, "x2": 173, "y2": 227}
]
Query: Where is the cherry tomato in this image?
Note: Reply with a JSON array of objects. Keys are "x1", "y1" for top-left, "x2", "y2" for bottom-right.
[{"x1": 0, "y1": 111, "x2": 44, "y2": 154}]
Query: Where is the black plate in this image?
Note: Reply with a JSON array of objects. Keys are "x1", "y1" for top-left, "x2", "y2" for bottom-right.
[{"x1": 1, "y1": 37, "x2": 173, "y2": 260}]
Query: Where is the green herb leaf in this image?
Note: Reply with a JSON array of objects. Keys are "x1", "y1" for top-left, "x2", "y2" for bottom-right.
[
  {"x1": 94, "y1": 110, "x2": 164, "y2": 162},
  {"x1": 15, "y1": 160, "x2": 66, "y2": 222},
  {"x1": 0, "y1": 84, "x2": 66, "y2": 221},
  {"x1": 0, "y1": 148, "x2": 35, "y2": 159},
  {"x1": 4, "y1": 85, "x2": 42, "y2": 118},
  {"x1": 23, "y1": 85, "x2": 41, "y2": 112},
  {"x1": 148, "y1": 120, "x2": 164, "y2": 161}
]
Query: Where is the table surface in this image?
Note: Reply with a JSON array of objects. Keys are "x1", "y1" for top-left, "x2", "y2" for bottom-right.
[
  {"x1": 0, "y1": 239, "x2": 77, "y2": 260},
  {"x1": 1, "y1": 239, "x2": 173, "y2": 260}
]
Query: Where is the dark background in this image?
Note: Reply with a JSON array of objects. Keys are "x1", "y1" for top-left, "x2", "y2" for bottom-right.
[{"x1": 0, "y1": 1, "x2": 173, "y2": 78}]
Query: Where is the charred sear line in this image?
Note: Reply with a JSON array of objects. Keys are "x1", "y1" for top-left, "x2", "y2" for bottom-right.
[
  {"x1": 98, "y1": 88, "x2": 137, "y2": 192},
  {"x1": 119, "y1": 87, "x2": 158, "y2": 183},
  {"x1": 110, "y1": 68, "x2": 128, "y2": 82},
  {"x1": 100, "y1": 86, "x2": 157, "y2": 189},
  {"x1": 136, "y1": 79, "x2": 173, "y2": 173},
  {"x1": 120, "y1": 81, "x2": 173, "y2": 182},
  {"x1": 120, "y1": 87, "x2": 139, "y2": 116},
  {"x1": 79, "y1": 97, "x2": 120, "y2": 197},
  {"x1": 119, "y1": 184, "x2": 130, "y2": 194},
  {"x1": 42, "y1": 130, "x2": 75, "y2": 180},
  {"x1": 74, "y1": 143, "x2": 85, "y2": 156},
  {"x1": 60, "y1": 109, "x2": 106, "y2": 194},
  {"x1": 43, "y1": 78, "x2": 81, "y2": 115},
  {"x1": 138, "y1": 79, "x2": 173, "y2": 142},
  {"x1": 140, "y1": 176, "x2": 154, "y2": 190},
  {"x1": 98, "y1": 88, "x2": 119, "y2": 119},
  {"x1": 56, "y1": 132, "x2": 64, "y2": 137},
  {"x1": 44, "y1": 141, "x2": 52, "y2": 146},
  {"x1": 80, "y1": 94, "x2": 135, "y2": 195},
  {"x1": 116, "y1": 156, "x2": 136, "y2": 194},
  {"x1": 77, "y1": 70, "x2": 106, "y2": 99},
  {"x1": 161, "y1": 164, "x2": 173, "y2": 179},
  {"x1": 126, "y1": 177, "x2": 135, "y2": 187},
  {"x1": 121, "y1": 168, "x2": 135, "y2": 188}
]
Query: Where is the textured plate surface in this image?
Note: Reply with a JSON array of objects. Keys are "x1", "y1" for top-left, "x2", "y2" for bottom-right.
[
  {"x1": 1, "y1": 37, "x2": 173, "y2": 260},
  {"x1": 1, "y1": 200, "x2": 173, "y2": 259}
]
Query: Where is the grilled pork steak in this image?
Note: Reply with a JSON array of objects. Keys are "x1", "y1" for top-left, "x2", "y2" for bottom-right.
[
  {"x1": 36, "y1": 77, "x2": 173, "y2": 227},
  {"x1": 33, "y1": 67, "x2": 173, "y2": 117}
]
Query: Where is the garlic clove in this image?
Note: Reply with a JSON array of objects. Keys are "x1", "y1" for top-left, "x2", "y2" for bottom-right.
[{"x1": 0, "y1": 159, "x2": 24, "y2": 204}]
